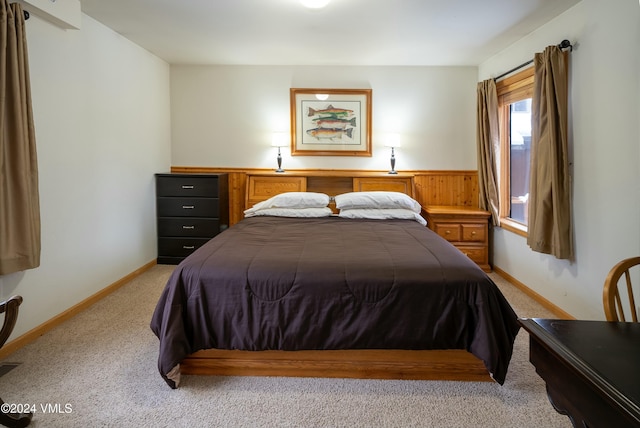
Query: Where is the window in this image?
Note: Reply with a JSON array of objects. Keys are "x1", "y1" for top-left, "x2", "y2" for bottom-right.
[{"x1": 496, "y1": 67, "x2": 534, "y2": 236}]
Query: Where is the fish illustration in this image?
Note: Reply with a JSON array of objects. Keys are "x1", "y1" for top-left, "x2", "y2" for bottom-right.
[
  {"x1": 307, "y1": 105, "x2": 354, "y2": 118},
  {"x1": 313, "y1": 117, "x2": 357, "y2": 129},
  {"x1": 306, "y1": 127, "x2": 354, "y2": 140}
]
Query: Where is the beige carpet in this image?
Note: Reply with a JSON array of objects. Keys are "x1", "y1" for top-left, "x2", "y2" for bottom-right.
[{"x1": 0, "y1": 265, "x2": 570, "y2": 427}]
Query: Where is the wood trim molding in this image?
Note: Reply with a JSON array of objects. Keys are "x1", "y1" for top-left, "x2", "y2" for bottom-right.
[
  {"x1": 499, "y1": 218, "x2": 528, "y2": 237},
  {"x1": 496, "y1": 66, "x2": 534, "y2": 97},
  {"x1": 0, "y1": 260, "x2": 158, "y2": 359},
  {"x1": 493, "y1": 266, "x2": 574, "y2": 320}
]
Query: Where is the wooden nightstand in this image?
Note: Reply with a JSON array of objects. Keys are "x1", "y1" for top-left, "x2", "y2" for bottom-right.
[{"x1": 423, "y1": 205, "x2": 491, "y2": 272}]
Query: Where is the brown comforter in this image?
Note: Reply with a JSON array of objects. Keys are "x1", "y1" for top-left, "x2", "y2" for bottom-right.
[{"x1": 151, "y1": 216, "x2": 520, "y2": 388}]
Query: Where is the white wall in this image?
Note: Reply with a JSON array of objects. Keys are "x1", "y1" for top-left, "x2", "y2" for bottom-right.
[
  {"x1": 170, "y1": 65, "x2": 478, "y2": 171},
  {"x1": 479, "y1": 0, "x2": 640, "y2": 319},
  {"x1": 0, "y1": 14, "x2": 171, "y2": 339}
]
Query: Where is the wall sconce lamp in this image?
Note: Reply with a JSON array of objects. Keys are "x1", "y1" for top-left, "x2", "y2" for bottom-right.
[
  {"x1": 271, "y1": 132, "x2": 289, "y2": 173},
  {"x1": 385, "y1": 134, "x2": 401, "y2": 174}
]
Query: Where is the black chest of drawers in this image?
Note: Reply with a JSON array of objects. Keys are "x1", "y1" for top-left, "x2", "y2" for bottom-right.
[{"x1": 155, "y1": 173, "x2": 229, "y2": 264}]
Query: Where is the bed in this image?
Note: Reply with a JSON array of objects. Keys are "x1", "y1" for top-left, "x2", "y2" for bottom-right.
[{"x1": 151, "y1": 181, "x2": 520, "y2": 389}]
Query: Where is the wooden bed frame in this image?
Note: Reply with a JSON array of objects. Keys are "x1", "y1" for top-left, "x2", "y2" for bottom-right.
[
  {"x1": 181, "y1": 349, "x2": 491, "y2": 382},
  {"x1": 178, "y1": 171, "x2": 494, "y2": 383}
]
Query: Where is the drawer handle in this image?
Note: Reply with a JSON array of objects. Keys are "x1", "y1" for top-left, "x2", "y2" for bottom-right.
[
  {"x1": 471, "y1": 231, "x2": 476, "y2": 235},
  {"x1": 182, "y1": 225, "x2": 195, "y2": 230},
  {"x1": 183, "y1": 245, "x2": 195, "y2": 250},
  {"x1": 182, "y1": 185, "x2": 195, "y2": 189},
  {"x1": 445, "y1": 230, "x2": 451, "y2": 235},
  {"x1": 182, "y1": 205, "x2": 195, "y2": 209}
]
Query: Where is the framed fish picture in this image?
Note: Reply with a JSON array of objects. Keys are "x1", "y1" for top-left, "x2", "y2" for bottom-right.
[{"x1": 290, "y1": 88, "x2": 372, "y2": 156}]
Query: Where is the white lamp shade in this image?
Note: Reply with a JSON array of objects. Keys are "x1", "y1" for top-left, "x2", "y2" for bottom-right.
[
  {"x1": 384, "y1": 134, "x2": 401, "y2": 148},
  {"x1": 271, "y1": 132, "x2": 289, "y2": 147}
]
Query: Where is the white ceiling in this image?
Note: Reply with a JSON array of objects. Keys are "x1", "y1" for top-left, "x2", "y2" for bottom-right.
[{"x1": 79, "y1": 0, "x2": 580, "y2": 66}]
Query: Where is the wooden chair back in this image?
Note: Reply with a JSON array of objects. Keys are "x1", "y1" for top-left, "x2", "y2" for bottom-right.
[
  {"x1": 0, "y1": 295, "x2": 34, "y2": 427},
  {"x1": 0, "y1": 295, "x2": 22, "y2": 347},
  {"x1": 603, "y1": 257, "x2": 640, "y2": 322}
]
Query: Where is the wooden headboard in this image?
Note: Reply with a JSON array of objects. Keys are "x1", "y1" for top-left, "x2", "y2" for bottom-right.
[{"x1": 245, "y1": 172, "x2": 415, "y2": 210}]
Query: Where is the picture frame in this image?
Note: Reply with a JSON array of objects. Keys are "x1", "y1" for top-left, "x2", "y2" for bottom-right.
[{"x1": 290, "y1": 88, "x2": 372, "y2": 156}]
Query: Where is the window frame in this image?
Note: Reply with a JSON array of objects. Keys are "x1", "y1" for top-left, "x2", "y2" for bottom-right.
[{"x1": 496, "y1": 67, "x2": 534, "y2": 237}]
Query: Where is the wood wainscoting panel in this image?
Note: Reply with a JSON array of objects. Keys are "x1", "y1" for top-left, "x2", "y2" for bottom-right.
[
  {"x1": 414, "y1": 171, "x2": 479, "y2": 207},
  {"x1": 228, "y1": 172, "x2": 247, "y2": 225}
]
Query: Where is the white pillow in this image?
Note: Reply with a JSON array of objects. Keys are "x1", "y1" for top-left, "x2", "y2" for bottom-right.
[
  {"x1": 335, "y1": 191, "x2": 422, "y2": 213},
  {"x1": 245, "y1": 192, "x2": 330, "y2": 215},
  {"x1": 244, "y1": 207, "x2": 333, "y2": 218},
  {"x1": 338, "y1": 208, "x2": 427, "y2": 226}
]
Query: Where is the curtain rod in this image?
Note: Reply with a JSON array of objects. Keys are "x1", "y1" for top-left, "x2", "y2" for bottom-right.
[
  {"x1": 494, "y1": 39, "x2": 573, "y2": 81},
  {"x1": 24, "y1": 10, "x2": 30, "y2": 20}
]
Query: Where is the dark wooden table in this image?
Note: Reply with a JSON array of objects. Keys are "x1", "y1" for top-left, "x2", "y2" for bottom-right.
[{"x1": 519, "y1": 318, "x2": 640, "y2": 428}]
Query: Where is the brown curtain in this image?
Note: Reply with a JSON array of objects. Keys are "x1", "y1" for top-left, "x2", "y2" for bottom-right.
[
  {"x1": 476, "y1": 79, "x2": 500, "y2": 226},
  {"x1": 527, "y1": 46, "x2": 573, "y2": 260},
  {"x1": 0, "y1": 1, "x2": 40, "y2": 275}
]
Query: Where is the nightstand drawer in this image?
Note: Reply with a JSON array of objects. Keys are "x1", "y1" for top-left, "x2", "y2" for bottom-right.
[
  {"x1": 158, "y1": 218, "x2": 220, "y2": 237},
  {"x1": 434, "y1": 224, "x2": 461, "y2": 241},
  {"x1": 158, "y1": 237, "x2": 211, "y2": 257},
  {"x1": 156, "y1": 175, "x2": 221, "y2": 197},
  {"x1": 157, "y1": 197, "x2": 219, "y2": 217},
  {"x1": 461, "y1": 224, "x2": 486, "y2": 242},
  {"x1": 456, "y1": 246, "x2": 488, "y2": 265}
]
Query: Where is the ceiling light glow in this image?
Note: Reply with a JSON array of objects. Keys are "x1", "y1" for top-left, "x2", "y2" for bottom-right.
[{"x1": 300, "y1": 0, "x2": 330, "y2": 9}]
